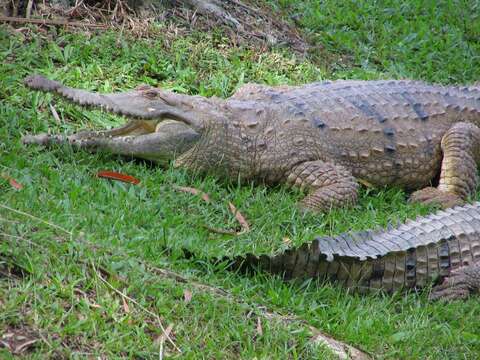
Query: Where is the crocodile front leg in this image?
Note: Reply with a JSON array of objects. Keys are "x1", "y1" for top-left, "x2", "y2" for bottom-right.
[
  {"x1": 410, "y1": 122, "x2": 480, "y2": 208},
  {"x1": 286, "y1": 160, "x2": 358, "y2": 212},
  {"x1": 429, "y1": 262, "x2": 480, "y2": 301}
]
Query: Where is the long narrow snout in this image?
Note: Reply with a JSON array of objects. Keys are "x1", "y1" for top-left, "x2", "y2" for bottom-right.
[{"x1": 24, "y1": 75, "x2": 206, "y2": 131}]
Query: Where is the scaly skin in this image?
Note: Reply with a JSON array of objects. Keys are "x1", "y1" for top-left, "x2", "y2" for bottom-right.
[
  {"x1": 23, "y1": 75, "x2": 480, "y2": 211},
  {"x1": 221, "y1": 203, "x2": 480, "y2": 300}
]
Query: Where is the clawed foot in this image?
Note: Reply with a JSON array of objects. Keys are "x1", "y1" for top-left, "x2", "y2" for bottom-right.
[
  {"x1": 429, "y1": 263, "x2": 480, "y2": 301},
  {"x1": 409, "y1": 187, "x2": 464, "y2": 209}
]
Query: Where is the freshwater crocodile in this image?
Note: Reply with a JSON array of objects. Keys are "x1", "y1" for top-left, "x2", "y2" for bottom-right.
[
  {"x1": 23, "y1": 75, "x2": 480, "y2": 212},
  {"x1": 216, "y1": 203, "x2": 480, "y2": 300}
]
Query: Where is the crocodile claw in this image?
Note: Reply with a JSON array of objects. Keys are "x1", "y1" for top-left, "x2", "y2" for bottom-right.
[{"x1": 409, "y1": 187, "x2": 464, "y2": 209}]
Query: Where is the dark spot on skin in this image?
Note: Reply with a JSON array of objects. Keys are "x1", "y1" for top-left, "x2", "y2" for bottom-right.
[
  {"x1": 405, "y1": 248, "x2": 416, "y2": 284},
  {"x1": 413, "y1": 104, "x2": 429, "y2": 120},
  {"x1": 257, "y1": 142, "x2": 267, "y2": 150},
  {"x1": 383, "y1": 127, "x2": 395, "y2": 136},
  {"x1": 385, "y1": 144, "x2": 396, "y2": 153},
  {"x1": 312, "y1": 117, "x2": 326, "y2": 128},
  {"x1": 348, "y1": 97, "x2": 387, "y2": 123},
  {"x1": 294, "y1": 102, "x2": 307, "y2": 110},
  {"x1": 370, "y1": 261, "x2": 385, "y2": 280},
  {"x1": 401, "y1": 92, "x2": 429, "y2": 121}
]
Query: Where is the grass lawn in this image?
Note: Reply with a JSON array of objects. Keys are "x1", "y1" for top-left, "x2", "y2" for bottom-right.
[{"x1": 1, "y1": 1, "x2": 480, "y2": 358}]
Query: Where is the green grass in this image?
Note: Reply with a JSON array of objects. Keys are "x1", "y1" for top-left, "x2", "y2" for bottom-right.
[
  {"x1": 270, "y1": 0, "x2": 480, "y2": 83},
  {"x1": 1, "y1": 0, "x2": 480, "y2": 357}
]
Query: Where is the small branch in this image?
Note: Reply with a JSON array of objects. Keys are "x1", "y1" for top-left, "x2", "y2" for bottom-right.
[
  {"x1": 25, "y1": 0, "x2": 33, "y2": 19},
  {"x1": 0, "y1": 204, "x2": 72, "y2": 235},
  {"x1": 0, "y1": 15, "x2": 108, "y2": 29}
]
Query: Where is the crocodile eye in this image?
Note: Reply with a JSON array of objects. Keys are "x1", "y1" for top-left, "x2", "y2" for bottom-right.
[{"x1": 143, "y1": 89, "x2": 160, "y2": 99}]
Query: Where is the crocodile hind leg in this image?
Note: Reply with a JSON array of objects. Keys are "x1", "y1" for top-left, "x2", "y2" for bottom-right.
[
  {"x1": 429, "y1": 261, "x2": 480, "y2": 301},
  {"x1": 286, "y1": 160, "x2": 358, "y2": 212},
  {"x1": 410, "y1": 122, "x2": 480, "y2": 208}
]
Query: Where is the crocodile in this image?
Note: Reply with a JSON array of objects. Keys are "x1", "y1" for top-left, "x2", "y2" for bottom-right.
[
  {"x1": 211, "y1": 202, "x2": 480, "y2": 300},
  {"x1": 23, "y1": 75, "x2": 480, "y2": 212}
]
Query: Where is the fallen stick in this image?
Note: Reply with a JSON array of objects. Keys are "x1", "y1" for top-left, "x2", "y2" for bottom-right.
[{"x1": 0, "y1": 16, "x2": 108, "y2": 29}]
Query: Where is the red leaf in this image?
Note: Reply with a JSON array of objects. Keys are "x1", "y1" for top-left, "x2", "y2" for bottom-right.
[
  {"x1": 122, "y1": 296, "x2": 130, "y2": 314},
  {"x1": 97, "y1": 170, "x2": 140, "y2": 185},
  {"x1": 1, "y1": 173, "x2": 23, "y2": 190},
  {"x1": 228, "y1": 202, "x2": 250, "y2": 234}
]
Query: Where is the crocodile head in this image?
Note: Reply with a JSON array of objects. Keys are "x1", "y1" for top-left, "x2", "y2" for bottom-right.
[{"x1": 23, "y1": 75, "x2": 233, "y2": 165}]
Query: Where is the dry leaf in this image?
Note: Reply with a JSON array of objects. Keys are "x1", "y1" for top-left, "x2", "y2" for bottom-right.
[
  {"x1": 97, "y1": 170, "x2": 140, "y2": 185},
  {"x1": 122, "y1": 296, "x2": 130, "y2": 313},
  {"x1": 172, "y1": 185, "x2": 210, "y2": 202},
  {"x1": 49, "y1": 103, "x2": 61, "y2": 124},
  {"x1": 1, "y1": 173, "x2": 23, "y2": 190},
  {"x1": 256, "y1": 317, "x2": 263, "y2": 336},
  {"x1": 228, "y1": 202, "x2": 250, "y2": 233},
  {"x1": 183, "y1": 289, "x2": 192, "y2": 304},
  {"x1": 283, "y1": 237, "x2": 292, "y2": 245},
  {"x1": 154, "y1": 323, "x2": 174, "y2": 346}
]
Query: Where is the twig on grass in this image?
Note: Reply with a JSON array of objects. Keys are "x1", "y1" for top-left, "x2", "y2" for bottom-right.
[
  {"x1": 0, "y1": 204, "x2": 72, "y2": 235},
  {"x1": 91, "y1": 261, "x2": 181, "y2": 354},
  {"x1": 0, "y1": 15, "x2": 108, "y2": 29}
]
